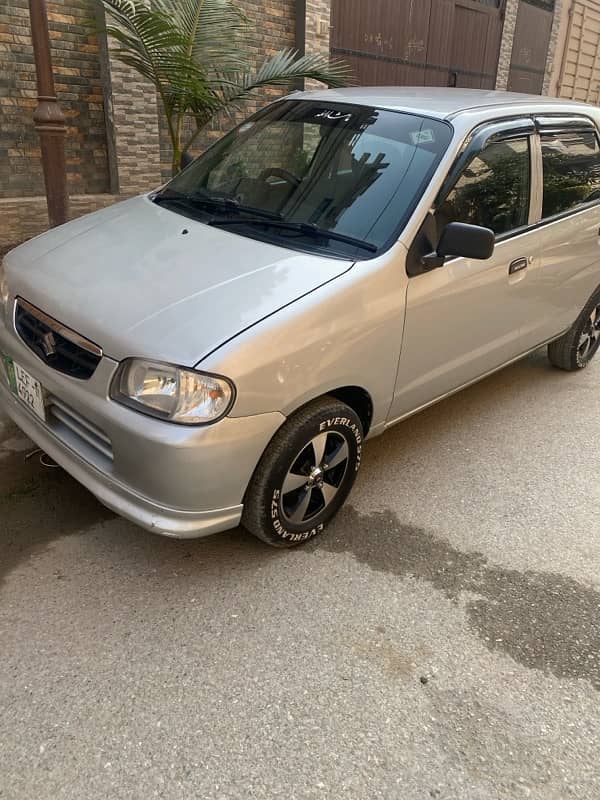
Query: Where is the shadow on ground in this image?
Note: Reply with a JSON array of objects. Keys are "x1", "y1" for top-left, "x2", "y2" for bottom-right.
[
  {"x1": 0, "y1": 420, "x2": 275, "y2": 592},
  {"x1": 0, "y1": 449, "x2": 115, "y2": 587}
]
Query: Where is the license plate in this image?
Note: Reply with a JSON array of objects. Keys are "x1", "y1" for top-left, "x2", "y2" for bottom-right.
[{"x1": 3, "y1": 355, "x2": 46, "y2": 422}]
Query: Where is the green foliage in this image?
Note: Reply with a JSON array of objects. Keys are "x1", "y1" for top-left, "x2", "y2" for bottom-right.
[
  {"x1": 97, "y1": 0, "x2": 350, "y2": 174},
  {"x1": 541, "y1": 151, "x2": 596, "y2": 215},
  {"x1": 448, "y1": 152, "x2": 530, "y2": 233}
]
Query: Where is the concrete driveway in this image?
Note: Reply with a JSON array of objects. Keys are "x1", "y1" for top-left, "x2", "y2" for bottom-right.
[{"x1": 1, "y1": 349, "x2": 600, "y2": 800}]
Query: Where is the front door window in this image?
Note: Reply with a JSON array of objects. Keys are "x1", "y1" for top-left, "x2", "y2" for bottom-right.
[{"x1": 436, "y1": 137, "x2": 531, "y2": 238}]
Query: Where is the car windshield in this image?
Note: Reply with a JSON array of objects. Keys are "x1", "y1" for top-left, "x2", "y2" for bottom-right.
[{"x1": 157, "y1": 100, "x2": 453, "y2": 258}]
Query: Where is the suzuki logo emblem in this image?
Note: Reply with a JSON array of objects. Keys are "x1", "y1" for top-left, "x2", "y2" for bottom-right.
[{"x1": 41, "y1": 332, "x2": 57, "y2": 358}]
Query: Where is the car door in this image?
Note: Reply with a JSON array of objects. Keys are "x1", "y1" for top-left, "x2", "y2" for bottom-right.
[
  {"x1": 520, "y1": 117, "x2": 600, "y2": 348},
  {"x1": 388, "y1": 119, "x2": 540, "y2": 422}
]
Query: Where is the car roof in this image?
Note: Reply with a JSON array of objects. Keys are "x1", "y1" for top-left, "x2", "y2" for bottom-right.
[{"x1": 287, "y1": 86, "x2": 590, "y2": 120}]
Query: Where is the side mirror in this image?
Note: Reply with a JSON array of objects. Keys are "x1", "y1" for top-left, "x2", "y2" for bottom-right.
[{"x1": 421, "y1": 222, "x2": 495, "y2": 270}]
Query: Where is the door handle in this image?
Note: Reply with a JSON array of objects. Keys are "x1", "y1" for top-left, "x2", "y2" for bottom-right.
[{"x1": 508, "y1": 257, "x2": 528, "y2": 275}]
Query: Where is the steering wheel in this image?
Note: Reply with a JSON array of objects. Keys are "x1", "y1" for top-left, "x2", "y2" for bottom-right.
[{"x1": 258, "y1": 167, "x2": 301, "y2": 187}]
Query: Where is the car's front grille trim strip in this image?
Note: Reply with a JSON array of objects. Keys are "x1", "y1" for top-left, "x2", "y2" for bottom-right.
[
  {"x1": 14, "y1": 298, "x2": 103, "y2": 380},
  {"x1": 15, "y1": 297, "x2": 103, "y2": 357}
]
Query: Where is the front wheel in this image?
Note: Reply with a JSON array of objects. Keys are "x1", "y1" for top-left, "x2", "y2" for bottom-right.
[{"x1": 242, "y1": 397, "x2": 364, "y2": 547}]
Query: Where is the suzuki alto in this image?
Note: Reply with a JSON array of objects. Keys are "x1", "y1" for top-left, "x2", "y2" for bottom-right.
[{"x1": 2, "y1": 88, "x2": 600, "y2": 546}]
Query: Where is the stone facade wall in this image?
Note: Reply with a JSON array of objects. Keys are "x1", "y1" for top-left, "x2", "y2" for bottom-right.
[
  {"x1": 104, "y1": 57, "x2": 163, "y2": 194},
  {"x1": 1, "y1": 0, "x2": 321, "y2": 248},
  {"x1": 0, "y1": 0, "x2": 109, "y2": 199},
  {"x1": 304, "y1": 0, "x2": 332, "y2": 90}
]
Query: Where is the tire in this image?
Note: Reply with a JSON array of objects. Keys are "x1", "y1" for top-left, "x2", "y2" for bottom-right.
[
  {"x1": 242, "y1": 396, "x2": 363, "y2": 547},
  {"x1": 548, "y1": 288, "x2": 600, "y2": 371}
]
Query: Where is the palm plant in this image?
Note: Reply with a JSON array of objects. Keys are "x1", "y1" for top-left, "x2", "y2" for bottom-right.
[{"x1": 97, "y1": 0, "x2": 350, "y2": 174}]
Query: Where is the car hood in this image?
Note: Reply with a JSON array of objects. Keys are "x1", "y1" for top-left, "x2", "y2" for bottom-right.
[{"x1": 5, "y1": 196, "x2": 353, "y2": 365}]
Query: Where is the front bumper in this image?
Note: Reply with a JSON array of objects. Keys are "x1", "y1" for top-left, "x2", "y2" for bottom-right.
[{"x1": 0, "y1": 316, "x2": 285, "y2": 538}]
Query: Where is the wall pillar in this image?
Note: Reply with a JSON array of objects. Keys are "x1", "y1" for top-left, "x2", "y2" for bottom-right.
[
  {"x1": 97, "y1": 19, "x2": 163, "y2": 195},
  {"x1": 296, "y1": 0, "x2": 332, "y2": 90},
  {"x1": 496, "y1": 0, "x2": 521, "y2": 89},
  {"x1": 542, "y1": 0, "x2": 566, "y2": 94}
]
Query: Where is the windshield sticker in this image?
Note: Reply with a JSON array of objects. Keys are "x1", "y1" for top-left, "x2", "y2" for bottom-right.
[
  {"x1": 314, "y1": 109, "x2": 354, "y2": 123},
  {"x1": 411, "y1": 129, "x2": 435, "y2": 145}
]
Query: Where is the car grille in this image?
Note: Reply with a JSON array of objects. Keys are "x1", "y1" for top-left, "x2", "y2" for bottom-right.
[
  {"x1": 15, "y1": 298, "x2": 102, "y2": 380},
  {"x1": 47, "y1": 395, "x2": 114, "y2": 466}
]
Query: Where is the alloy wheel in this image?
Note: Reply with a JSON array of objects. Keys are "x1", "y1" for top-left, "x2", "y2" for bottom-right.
[
  {"x1": 577, "y1": 303, "x2": 600, "y2": 364},
  {"x1": 280, "y1": 431, "x2": 350, "y2": 525}
]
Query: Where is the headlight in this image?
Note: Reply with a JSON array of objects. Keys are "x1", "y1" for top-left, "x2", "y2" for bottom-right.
[
  {"x1": 0, "y1": 261, "x2": 9, "y2": 319},
  {"x1": 110, "y1": 359, "x2": 235, "y2": 425}
]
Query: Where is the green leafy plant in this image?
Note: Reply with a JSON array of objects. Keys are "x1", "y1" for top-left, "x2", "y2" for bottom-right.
[{"x1": 97, "y1": 0, "x2": 350, "y2": 174}]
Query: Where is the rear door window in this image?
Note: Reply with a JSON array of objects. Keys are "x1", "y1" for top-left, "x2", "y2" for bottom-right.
[{"x1": 541, "y1": 130, "x2": 600, "y2": 218}]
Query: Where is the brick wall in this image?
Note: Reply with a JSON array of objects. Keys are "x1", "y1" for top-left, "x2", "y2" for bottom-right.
[
  {"x1": 159, "y1": 0, "x2": 297, "y2": 181},
  {"x1": 1, "y1": 0, "x2": 335, "y2": 247},
  {"x1": 103, "y1": 54, "x2": 163, "y2": 193},
  {"x1": 0, "y1": 0, "x2": 109, "y2": 199}
]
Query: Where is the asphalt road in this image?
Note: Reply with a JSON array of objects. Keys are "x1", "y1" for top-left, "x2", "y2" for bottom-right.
[{"x1": 1, "y1": 349, "x2": 600, "y2": 800}]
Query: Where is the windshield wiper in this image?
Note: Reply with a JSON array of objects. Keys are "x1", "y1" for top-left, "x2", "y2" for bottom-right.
[
  {"x1": 153, "y1": 190, "x2": 282, "y2": 221},
  {"x1": 208, "y1": 217, "x2": 378, "y2": 253},
  {"x1": 154, "y1": 191, "x2": 377, "y2": 252}
]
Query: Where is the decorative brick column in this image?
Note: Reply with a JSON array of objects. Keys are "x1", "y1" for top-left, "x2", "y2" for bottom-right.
[
  {"x1": 496, "y1": 0, "x2": 521, "y2": 89},
  {"x1": 298, "y1": 0, "x2": 332, "y2": 90},
  {"x1": 542, "y1": 0, "x2": 565, "y2": 94},
  {"x1": 305, "y1": 0, "x2": 332, "y2": 61},
  {"x1": 96, "y1": 8, "x2": 163, "y2": 195}
]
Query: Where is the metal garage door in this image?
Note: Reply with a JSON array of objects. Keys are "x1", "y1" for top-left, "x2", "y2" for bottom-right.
[
  {"x1": 507, "y1": 0, "x2": 555, "y2": 94},
  {"x1": 330, "y1": 0, "x2": 505, "y2": 89}
]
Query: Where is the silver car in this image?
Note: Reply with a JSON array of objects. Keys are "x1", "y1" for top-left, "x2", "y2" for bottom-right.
[{"x1": 2, "y1": 88, "x2": 600, "y2": 546}]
